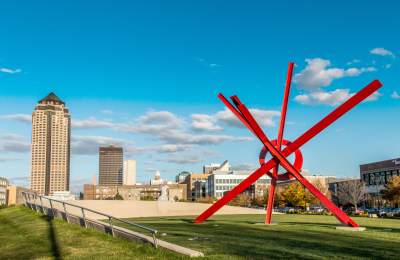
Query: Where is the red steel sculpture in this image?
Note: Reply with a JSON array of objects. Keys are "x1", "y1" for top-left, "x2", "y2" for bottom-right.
[{"x1": 195, "y1": 62, "x2": 383, "y2": 227}]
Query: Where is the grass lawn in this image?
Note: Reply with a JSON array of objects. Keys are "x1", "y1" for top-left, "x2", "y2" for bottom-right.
[
  {"x1": 0, "y1": 206, "x2": 184, "y2": 259},
  {"x1": 120, "y1": 213, "x2": 400, "y2": 259}
]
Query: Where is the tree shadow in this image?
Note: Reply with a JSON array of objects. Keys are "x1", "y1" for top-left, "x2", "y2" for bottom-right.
[{"x1": 41, "y1": 215, "x2": 61, "y2": 260}]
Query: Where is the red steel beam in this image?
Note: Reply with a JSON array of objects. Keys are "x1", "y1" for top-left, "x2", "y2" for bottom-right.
[
  {"x1": 265, "y1": 62, "x2": 294, "y2": 224},
  {"x1": 234, "y1": 97, "x2": 359, "y2": 227},
  {"x1": 195, "y1": 79, "x2": 382, "y2": 224}
]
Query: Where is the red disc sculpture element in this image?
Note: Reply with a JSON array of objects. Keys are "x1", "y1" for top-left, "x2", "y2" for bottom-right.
[
  {"x1": 195, "y1": 62, "x2": 383, "y2": 228},
  {"x1": 259, "y1": 139, "x2": 303, "y2": 181}
]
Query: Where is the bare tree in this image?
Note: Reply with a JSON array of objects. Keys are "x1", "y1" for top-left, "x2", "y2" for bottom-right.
[{"x1": 337, "y1": 180, "x2": 366, "y2": 211}]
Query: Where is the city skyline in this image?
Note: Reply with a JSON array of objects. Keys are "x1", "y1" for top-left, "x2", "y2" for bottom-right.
[{"x1": 0, "y1": 1, "x2": 400, "y2": 192}]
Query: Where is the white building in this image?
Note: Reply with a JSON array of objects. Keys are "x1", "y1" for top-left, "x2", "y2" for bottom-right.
[
  {"x1": 207, "y1": 170, "x2": 270, "y2": 198},
  {"x1": 46, "y1": 191, "x2": 75, "y2": 201},
  {"x1": 123, "y1": 160, "x2": 136, "y2": 185},
  {"x1": 0, "y1": 177, "x2": 9, "y2": 205},
  {"x1": 150, "y1": 170, "x2": 164, "y2": 185},
  {"x1": 203, "y1": 160, "x2": 230, "y2": 174}
]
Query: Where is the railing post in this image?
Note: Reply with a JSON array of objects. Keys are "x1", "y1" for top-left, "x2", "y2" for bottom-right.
[
  {"x1": 109, "y1": 217, "x2": 114, "y2": 237},
  {"x1": 49, "y1": 199, "x2": 55, "y2": 219},
  {"x1": 22, "y1": 192, "x2": 27, "y2": 207},
  {"x1": 152, "y1": 232, "x2": 158, "y2": 248},
  {"x1": 40, "y1": 196, "x2": 45, "y2": 214},
  {"x1": 26, "y1": 193, "x2": 31, "y2": 209},
  {"x1": 63, "y1": 202, "x2": 69, "y2": 223},
  {"x1": 81, "y1": 208, "x2": 87, "y2": 228},
  {"x1": 34, "y1": 194, "x2": 39, "y2": 213}
]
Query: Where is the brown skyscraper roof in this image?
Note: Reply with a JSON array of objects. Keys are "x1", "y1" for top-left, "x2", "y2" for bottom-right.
[{"x1": 39, "y1": 92, "x2": 65, "y2": 105}]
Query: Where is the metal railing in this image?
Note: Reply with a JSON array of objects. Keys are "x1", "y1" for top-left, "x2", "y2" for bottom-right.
[{"x1": 21, "y1": 191, "x2": 158, "y2": 248}]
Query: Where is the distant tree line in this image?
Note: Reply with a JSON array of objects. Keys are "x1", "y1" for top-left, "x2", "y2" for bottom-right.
[{"x1": 226, "y1": 176, "x2": 400, "y2": 211}]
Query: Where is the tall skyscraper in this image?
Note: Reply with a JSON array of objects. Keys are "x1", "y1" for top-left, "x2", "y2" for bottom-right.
[
  {"x1": 30, "y1": 92, "x2": 71, "y2": 195},
  {"x1": 123, "y1": 160, "x2": 136, "y2": 185},
  {"x1": 99, "y1": 145, "x2": 123, "y2": 185}
]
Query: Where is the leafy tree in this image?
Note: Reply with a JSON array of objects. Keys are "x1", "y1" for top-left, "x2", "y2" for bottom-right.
[
  {"x1": 337, "y1": 180, "x2": 366, "y2": 211},
  {"x1": 229, "y1": 194, "x2": 252, "y2": 207},
  {"x1": 252, "y1": 191, "x2": 268, "y2": 207},
  {"x1": 382, "y1": 176, "x2": 400, "y2": 207},
  {"x1": 114, "y1": 192, "x2": 123, "y2": 200},
  {"x1": 281, "y1": 182, "x2": 312, "y2": 209},
  {"x1": 274, "y1": 187, "x2": 285, "y2": 207},
  {"x1": 309, "y1": 179, "x2": 330, "y2": 205}
]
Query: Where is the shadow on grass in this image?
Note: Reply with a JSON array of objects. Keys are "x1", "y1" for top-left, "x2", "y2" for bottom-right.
[{"x1": 41, "y1": 215, "x2": 61, "y2": 260}]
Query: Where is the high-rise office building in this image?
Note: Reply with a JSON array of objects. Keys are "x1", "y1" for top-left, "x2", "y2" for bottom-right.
[
  {"x1": 123, "y1": 160, "x2": 136, "y2": 185},
  {"x1": 30, "y1": 93, "x2": 71, "y2": 195},
  {"x1": 99, "y1": 146, "x2": 123, "y2": 185}
]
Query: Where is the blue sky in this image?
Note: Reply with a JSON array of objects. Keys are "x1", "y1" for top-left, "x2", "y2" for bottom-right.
[{"x1": 0, "y1": 1, "x2": 399, "y2": 192}]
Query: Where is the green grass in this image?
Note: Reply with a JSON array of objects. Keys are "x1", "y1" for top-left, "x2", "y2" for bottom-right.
[
  {"x1": 0, "y1": 206, "x2": 184, "y2": 259},
  {"x1": 2, "y1": 206, "x2": 400, "y2": 259},
  {"x1": 120, "y1": 214, "x2": 400, "y2": 259}
]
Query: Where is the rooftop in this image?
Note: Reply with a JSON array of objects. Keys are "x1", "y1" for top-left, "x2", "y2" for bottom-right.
[{"x1": 39, "y1": 92, "x2": 65, "y2": 105}]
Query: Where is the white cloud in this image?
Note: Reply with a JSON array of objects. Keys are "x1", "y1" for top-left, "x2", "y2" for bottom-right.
[
  {"x1": 100, "y1": 109, "x2": 113, "y2": 115},
  {"x1": 0, "y1": 68, "x2": 22, "y2": 74},
  {"x1": 191, "y1": 114, "x2": 222, "y2": 132},
  {"x1": 72, "y1": 118, "x2": 114, "y2": 129},
  {"x1": 139, "y1": 111, "x2": 181, "y2": 126},
  {"x1": 1, "y1": 114, "x2": 31, "y2": 123},
  {"x1": 117, "y1": 110, "x2": 251, "y2": 146},
  {"x1": 128, "y1": 111, "x2": 183, "y2": 134},
  {"x1": 115, "y1": 111, "x2": 183, "y2": 137},
  {"x1": 215, "y1": 108, "x2": 280, "y2": 128},
  {"x1": 71, "y1": 135, "x2": 194, "y2": 155},
  {"x1": 1, "y1": 141, "x2": 30, "y2": 152},
  {"x1": 0, "y1": 140, "x2": 30, "y2": 153},
  {"x1": 196, "y1": 58, "x2": 222, "y2": 68},
  {"x1": 209, "y1": 63, "x2": 221, "y2": 68},
  {"x1": 345, "y1": 66, "x2": 376, "y2": 76},
  {"x1": 364, "y1": 91, "x2": 382, "y2": 102},
  {"x1": 155, "y1": 144, "x2": 193, "y2": 153},
  {"x1": 294, "y1": 89, "x2": 352, "y2": 106},
  {"x1": 158, "y1": 131, "x2": 252, "y2": 145},
  {"x1": 385, "y1": 64, "x2": 392, "y2": 69},
  {"x1": 0, "y1": 157, "x2": 20, "y2": 162},
  {"x1": 346, "y1": 59, "x2": 361, "y2": 65},
  {"x1": 161, "y1": 155, "x2": 203, "y2": 164},
  {"x1": 71, "y1": 135, "x2": 128, "y2": 155},
  {"x1": 391, "y1": 91, "x2": 400, "y2": 100},
  {"x1": 0, "y1": 157, "x2": 20, "y2": 163},
  {"x1": 294, "y1": 58, "x2": 376, "y2": 90},
  {"x1": 370, "y1": 48, "x2": 395, "y2": 58},
  {"x1": 190, "y1": 107, "x2": 280, "y2": 133},
  {"x1": 294, "y1": 89, "x2": 381, "y2": 106},
  {"x1": 231, "y1": 163, "x2": 257, "y2": 171},
  {"x1": 0, "y1": 133, "x2": 30, "y2": 153}
]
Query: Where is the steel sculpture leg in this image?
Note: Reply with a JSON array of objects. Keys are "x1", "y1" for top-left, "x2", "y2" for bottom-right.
[
  {"x1": 265, "y1": 62, "x2": 294, "y2": 224},
  {"x1": 265, "y1": 175, "x2": 277, "y2": 224}
]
